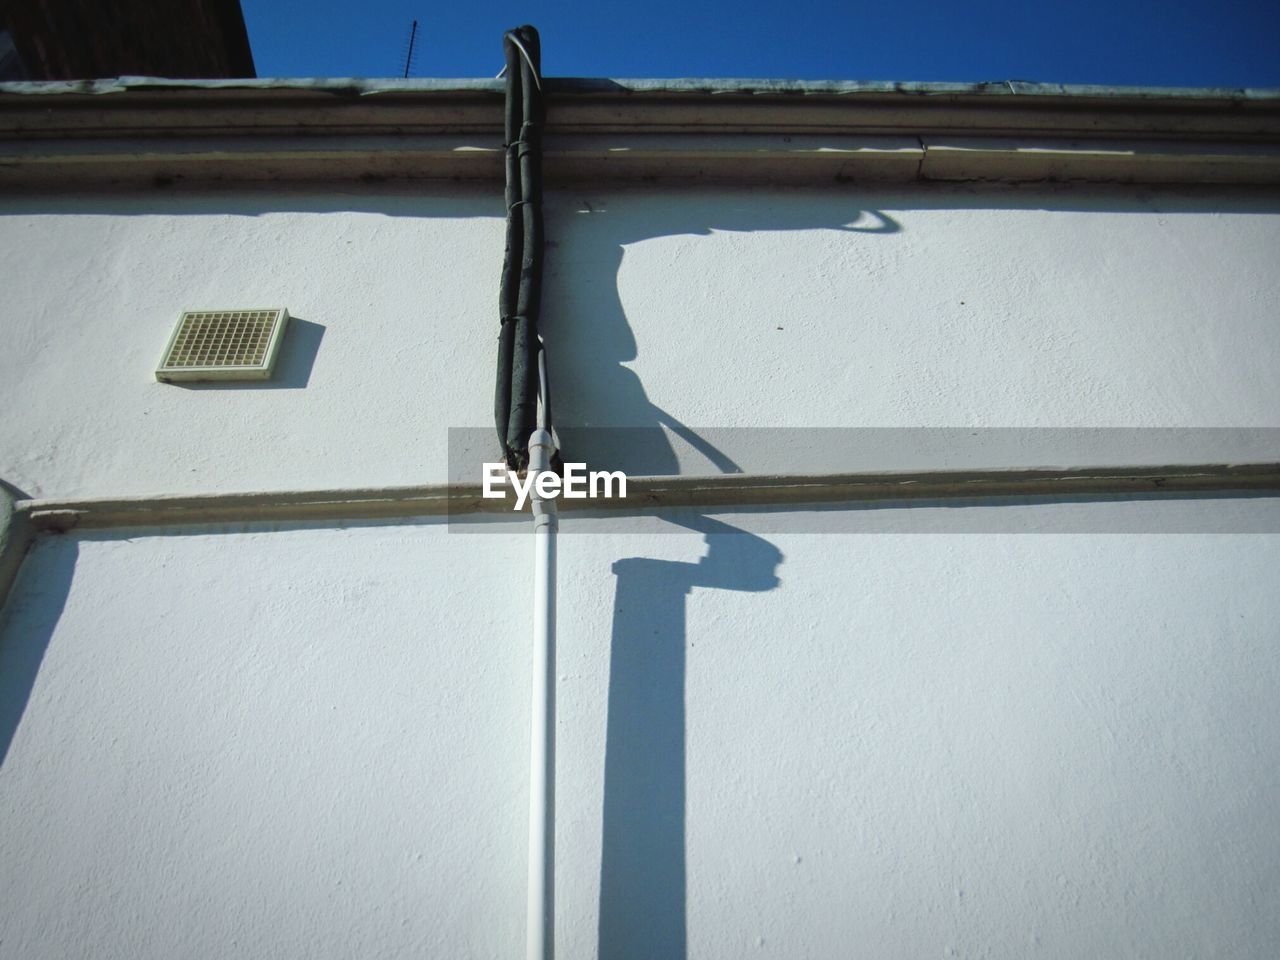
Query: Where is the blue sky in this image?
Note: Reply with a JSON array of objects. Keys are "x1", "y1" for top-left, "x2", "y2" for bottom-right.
[{"x1": 241, "y1": 0, "x2": 1280, "y2": 87}]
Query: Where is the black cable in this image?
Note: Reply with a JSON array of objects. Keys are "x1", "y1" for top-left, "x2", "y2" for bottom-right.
[
  {"x1": 494, "y1": 30, "x2": 523, "y2": 462},
  {"x1": 495, "y1": 24, "x2": 548, "y2": 470}
]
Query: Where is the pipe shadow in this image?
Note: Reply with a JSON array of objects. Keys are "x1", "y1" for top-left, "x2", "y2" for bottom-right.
[
  {"x1": 0, "y1": 535, "x2": 77, "y2": 768},
  {"x1": 542, "y1": 193, "x2": 903, "y2": 476},
  {"x1": 598, "y1": 514, "x2": 782, "y2": 960},
  {"x1": 560, "y1": 191, "x2": 815, "y2": 954}
]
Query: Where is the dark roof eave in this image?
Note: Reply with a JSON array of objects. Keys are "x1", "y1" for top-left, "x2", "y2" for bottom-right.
[{"x1": 0, "y1": 76, "x2": 1278, "y2": 104}]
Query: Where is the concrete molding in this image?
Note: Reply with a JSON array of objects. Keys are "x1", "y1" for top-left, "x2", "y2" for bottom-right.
[
  {"x1": 16, "y1": 463, "x2": 1280, "y2": 532},
  {"x1": 2, "y1": 133, "x2": 1277, "y2": 186},
  {"x1": 2, "y1": 78, "x2": 1279, "y2": 187}
]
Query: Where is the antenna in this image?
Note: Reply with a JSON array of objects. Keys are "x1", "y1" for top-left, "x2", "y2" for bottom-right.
[{"x1": 402, "y1": 19, "x2": 419, "y2": 78}]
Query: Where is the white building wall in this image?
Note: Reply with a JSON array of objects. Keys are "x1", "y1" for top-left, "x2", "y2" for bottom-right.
[
  {"x1": 2, "y1": 520, "x2": 1279, "y2": 958},
  {"x1": 1, "y1": 185, "x2": 1277, "y2": 498},
  {"x1": 2, "y1": 180, "x2": 1280, "y2": 958}
]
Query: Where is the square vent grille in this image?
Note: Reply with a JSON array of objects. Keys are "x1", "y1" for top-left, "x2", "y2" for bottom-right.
[{"x1": 156, "y1": 308, "x2": 290, "y2": 382}]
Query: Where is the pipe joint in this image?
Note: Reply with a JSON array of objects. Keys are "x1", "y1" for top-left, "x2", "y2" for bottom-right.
[{"x1": 528, "y1": 427, "x2": 559, "y2": 528}]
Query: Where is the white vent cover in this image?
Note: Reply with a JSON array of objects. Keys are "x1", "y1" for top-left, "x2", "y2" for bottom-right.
[{"x1": 156, "y1": 308, "x2": 290, "y2": 382}]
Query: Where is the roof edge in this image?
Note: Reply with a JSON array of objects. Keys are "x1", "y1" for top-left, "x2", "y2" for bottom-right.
[
  {"x1": 1, "y1": 76, "x2": 1279, "y2": 102},
  {"x1": 4, "y1": 76, "x2": 1280, "y2": 187}
]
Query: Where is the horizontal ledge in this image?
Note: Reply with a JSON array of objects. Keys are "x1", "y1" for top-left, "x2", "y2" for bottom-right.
[
  {"x1": 2, "y1": 134, "x2": 1278, "y2": 186},
  {"x1": 18, "y1": 463, "x2": 1280, "y2": 532},
  {"x1": 918, "y1": 139, "x2": 1280, "y2": 183},
  {"x1": 2, "y1": 79, "x2": 1279, "y2": 144}
]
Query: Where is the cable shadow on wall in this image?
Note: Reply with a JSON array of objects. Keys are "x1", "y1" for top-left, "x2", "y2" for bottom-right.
[
  {"x1": 599, "y1": 513, "x2": 782, "y2": 960},
  {"x1": 535, "y1": 191, "x2": 883, "y2": 953},
  {"x1": 542, "y1": 191, "x2": 901, "y2": 477}
]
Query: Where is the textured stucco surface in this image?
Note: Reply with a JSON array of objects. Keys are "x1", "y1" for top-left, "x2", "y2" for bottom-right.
[
  {"x1": 1, "y1": 520, "x2": 1278, "y2": 958},
  {"x1": 1, "y1": 184, "x2": 1278, "y2": 498},
  {"x1": 3, "y1": 180, "x2": 1280, "y2": 958},
  {"x1": 0, "y1": 525, "x2": 531, "y2": 959}
]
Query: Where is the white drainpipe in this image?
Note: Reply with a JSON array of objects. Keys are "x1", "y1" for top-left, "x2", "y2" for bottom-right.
[{"x1": 526, "y1": 352, "x2": 557, "y2": 960}]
